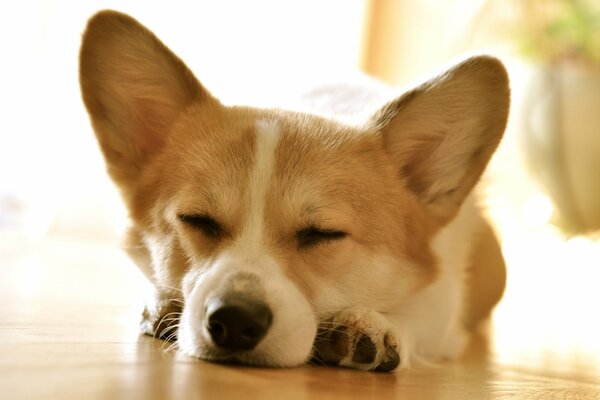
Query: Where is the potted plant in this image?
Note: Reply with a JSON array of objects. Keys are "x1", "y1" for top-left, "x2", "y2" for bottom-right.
[{"x1": 516, "y1": 0, "x2": 600, "y2": 234}]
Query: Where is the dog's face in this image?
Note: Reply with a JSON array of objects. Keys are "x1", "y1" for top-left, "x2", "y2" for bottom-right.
[
  {"x1": 131, "y1": 107, "x2": 438, "y2": 366},
  {"x1": 80, "y1": 11, "x2": 509, "y2": 367}
]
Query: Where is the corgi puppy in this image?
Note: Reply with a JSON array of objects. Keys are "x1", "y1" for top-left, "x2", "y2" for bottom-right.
[{"x1": 80, "y1": 10, "x2": 509, "y2": 372}]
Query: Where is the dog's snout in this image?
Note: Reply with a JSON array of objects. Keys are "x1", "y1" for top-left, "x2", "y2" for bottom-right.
[{"x1": 206, "y1": 297, "x2": 272, "y2": 351}]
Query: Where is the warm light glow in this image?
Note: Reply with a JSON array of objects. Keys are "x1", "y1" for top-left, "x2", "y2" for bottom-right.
[
  {"x1": 12, "y1": 256, "x2": 46, "y2": 298},
  {"x1": 522, "y1": 193, "x2": 554, "y2": 228},
  {"x1": 486, "y1": 181, "x2": 600, "y2": 376},
  {"x1": 0, "y1": 0, "x2": 367, "y2": 240},
  {"x1": 491, "y1": 228, "x2": 600, "y2": 376},
  {"x1": 2, "y1": 0, "x2": 599, "y2": 384}
]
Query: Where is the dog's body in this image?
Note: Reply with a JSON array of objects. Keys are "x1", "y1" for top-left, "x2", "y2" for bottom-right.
[{"x1": 80, "y1": 11, "x2": 508, "y2": 371}]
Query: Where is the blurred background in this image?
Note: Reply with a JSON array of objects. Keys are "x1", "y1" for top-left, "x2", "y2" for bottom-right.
[{"x1": 1, "y1": 0, "x2": 599, "y2": 378}]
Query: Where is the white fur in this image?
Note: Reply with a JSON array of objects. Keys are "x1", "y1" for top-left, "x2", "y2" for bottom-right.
[
  {"x1": 237, "y1": 119, "x2": 280, "y2": 250},
  {"x1": 390, "y1": 195, "x2": 482, "y2": 366},
  {"x1": 178, "y1": 252, "x2": 317, "y2": 366},
  {"x1": 178, "y1": 119, "x2": 317, "y2": 367}
]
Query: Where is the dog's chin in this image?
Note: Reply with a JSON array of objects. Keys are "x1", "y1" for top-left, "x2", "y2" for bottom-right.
[
  {"x1": 177, "y1": 324, "x2": 316, "y2": 368},
  {"x1": 181, "y1": 348, "x2": 307, "y2": 368}
]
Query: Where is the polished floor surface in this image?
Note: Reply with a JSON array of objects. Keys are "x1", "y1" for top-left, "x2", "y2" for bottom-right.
[{"x1": 1, "y1": 224, "x2": 599, "y2": 399}]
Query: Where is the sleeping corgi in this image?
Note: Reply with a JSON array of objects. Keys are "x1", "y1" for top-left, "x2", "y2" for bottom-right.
[{"x1": 79, "y1": 10, "x2": 509, "y2": 372}]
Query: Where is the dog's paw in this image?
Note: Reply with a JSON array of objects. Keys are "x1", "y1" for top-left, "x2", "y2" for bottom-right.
[
  {"x1": 312, "y1": 309, "x2": 401, "y2": 372},
  {"x1": 140, "y1": 298, "x2": 182, "y2": 341}
]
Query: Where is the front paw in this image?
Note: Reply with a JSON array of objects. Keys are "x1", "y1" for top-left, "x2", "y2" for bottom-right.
[
  {"x1": 140, "y1": 298, "x2": 182, "y2": 341},
  {"x1": 312, "y1": 309, "x2": 401, "y2": 372}
]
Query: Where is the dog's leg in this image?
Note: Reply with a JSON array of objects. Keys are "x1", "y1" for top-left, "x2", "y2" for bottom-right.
[
  {"x1": 125, "y1": 226, "x2": 186, "y2": 341},
  {"x1": 312, "y1": 308, "x2": 401, "y2": 372},
  {"x1": 463, "y1": 220, "x2": 506, "y2": 329},
  {"x1": 140, "y1": 292, "x2": 183, "y2": 341}
]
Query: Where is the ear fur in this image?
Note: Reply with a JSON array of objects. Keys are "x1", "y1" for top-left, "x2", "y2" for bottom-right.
[
  {"x1": 372, "y1": 56, "x2": 510, "y2": 224},
  {"x1": 79, "y1": 10, "x2": 217, "y2": 191}
]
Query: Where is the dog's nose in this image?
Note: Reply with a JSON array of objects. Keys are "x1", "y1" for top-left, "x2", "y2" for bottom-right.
[{"x1": 206, "y1": 297, "x2": 272, "y2": 351}]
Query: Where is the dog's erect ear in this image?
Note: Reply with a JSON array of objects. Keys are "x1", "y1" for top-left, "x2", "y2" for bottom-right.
[
  {"x1": 373, "y1": 56, "x2": 509, "y2": 224},
  {"x1": 80, "y1": 10, "x2": 217, "y2": 189}
]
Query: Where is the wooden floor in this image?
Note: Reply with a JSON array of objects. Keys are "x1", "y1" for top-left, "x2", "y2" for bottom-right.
[{"x1": 1, "y1": 232, "x2": 599, "y2": 399}]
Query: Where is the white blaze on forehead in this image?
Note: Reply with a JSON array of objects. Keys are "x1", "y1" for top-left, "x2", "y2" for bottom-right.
[
  {"x1": 239, "y1": 119, "x2": 280, "y2": 251},
  {"x1": 180, "y1": 119, "x2": 318, "y2": 367}
]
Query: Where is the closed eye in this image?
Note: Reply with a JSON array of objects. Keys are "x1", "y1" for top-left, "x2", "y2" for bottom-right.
[
  {"x1": 296, "y1": 226, "x2": 348, "y2": 248},
  {"x1": 178, "y1": 214, "x2": 221, "y2": 238}
]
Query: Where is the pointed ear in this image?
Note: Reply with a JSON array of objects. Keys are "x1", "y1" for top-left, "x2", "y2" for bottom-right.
[
  {"x1": 373, "y1": 56, "x2": 510, "y2": 224},
  {"x1": 80, "y1": 10, "x2": 218, "y2": 189}
]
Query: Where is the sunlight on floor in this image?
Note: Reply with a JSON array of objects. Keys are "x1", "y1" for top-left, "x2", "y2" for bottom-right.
[
  {"x1": 476, "y1": 58, "x2": 600, "y2": 380},
  {"x1": 494, "y1": 230, "x2": 600, "y2": 374},
  {"x1": 485, "y1": 148, "x2": 600, "y2": 380}
]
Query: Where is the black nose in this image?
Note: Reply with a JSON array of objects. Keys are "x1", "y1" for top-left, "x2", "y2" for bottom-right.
[{"x1": 206, "y1": 297, "x2": 273, "y2": 351}]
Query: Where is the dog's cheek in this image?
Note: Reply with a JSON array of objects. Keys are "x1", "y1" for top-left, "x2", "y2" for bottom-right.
[
  {"x1": 176, "y1": 265, "x2": 223, "y2": 359},
  {"x1": 248, "y1": 276, "x2": 318, "y2": 367},
  {"x1": 281, "y1": 240, "x2": 354, "y2": 303},
  {"x1": 310, "y1": 250, "x2": 423, "y2": 313},
  {"x1": 177, "y1": 308, "x2": 199, "y2": 357}
]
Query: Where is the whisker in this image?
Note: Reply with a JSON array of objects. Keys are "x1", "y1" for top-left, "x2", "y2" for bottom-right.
[
  {"x1": 160, "y1": 317, "x2": 181, "y2": 324},
  {"x1": 160, "y1": 330, "x2": 180, "y2": 351},
  {"x1": 315, "y1": 325, "x2": 351, "y2": 334},
  {"x1": 154, "y1": 284, "x2": 184, "y2": 294},
  {"x1": 160, "y1": 311, "x2": 183, "y2": 319},
  {"x1": 158, "y1": 324, "x2": 180, "y2": 338},
  {"x1": 161, "y1": 298, "x2": 184, "y2": 304},
  {"x1": 164, "y1": 332, "x2": 179, "y2": 344},
  {"x1": 316, "y1": 322, "x2": 355, "y2": 330},
  {"x1": 153, "y1": 312, "x2": 182, "y2": 339},
  {"x1": 313, "y1": 308, "x2": 347, "y2": 316},
  {"x1": 309, "y1": 349, "x2": 327, "y2": 366},
  {"x1": 163, "y1": 340, "x2": 180, "y2": 353}
]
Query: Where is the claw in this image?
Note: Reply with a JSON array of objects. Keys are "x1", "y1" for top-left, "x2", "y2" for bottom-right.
[{"x1": 374, "y1": 333, "x2": 400, "y2": 372}]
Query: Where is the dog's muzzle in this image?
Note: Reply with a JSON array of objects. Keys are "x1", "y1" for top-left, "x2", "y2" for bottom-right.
[{"x1": 179, "y1": 266, "x2": 317, "y2": 367}]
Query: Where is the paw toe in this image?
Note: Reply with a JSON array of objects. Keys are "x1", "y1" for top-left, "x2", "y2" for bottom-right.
[
  {"x1": 374, "y1": 333, "x2": 400, "y2": 372},
  {"x1": 313, "y1": 325, "x2": 351, "y2": 365},
  {"x1": 313, "y1": 310, "x2": 402, "y2": 372},
  {"x1": 352, "y1": 334, "x2": 377, "y2": 364}
]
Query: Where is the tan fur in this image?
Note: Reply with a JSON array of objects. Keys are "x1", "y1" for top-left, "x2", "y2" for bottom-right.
[
  {"x1": 463, "y1": 219, "x2": 507, "y2": 329},
  {"x1": 80, "y1": 10, "x2": 510, "y2": 370},
  {"x1": 128, "y1": 105, "x2": 438, "y2": 302},
  {"x1": 373, "y1": 57, "x2": 510, "y2": 226},
  {"x1": 271, "y1": 114, "x2": 439, "y2": 302},
  {"x1": 80, "y1": 11, "x2": 214, "y2": 199}
]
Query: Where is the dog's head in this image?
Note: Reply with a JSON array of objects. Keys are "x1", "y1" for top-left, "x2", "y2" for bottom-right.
[{"x1": 80, "y1": 11, "x2": 509, "y2": 367}]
